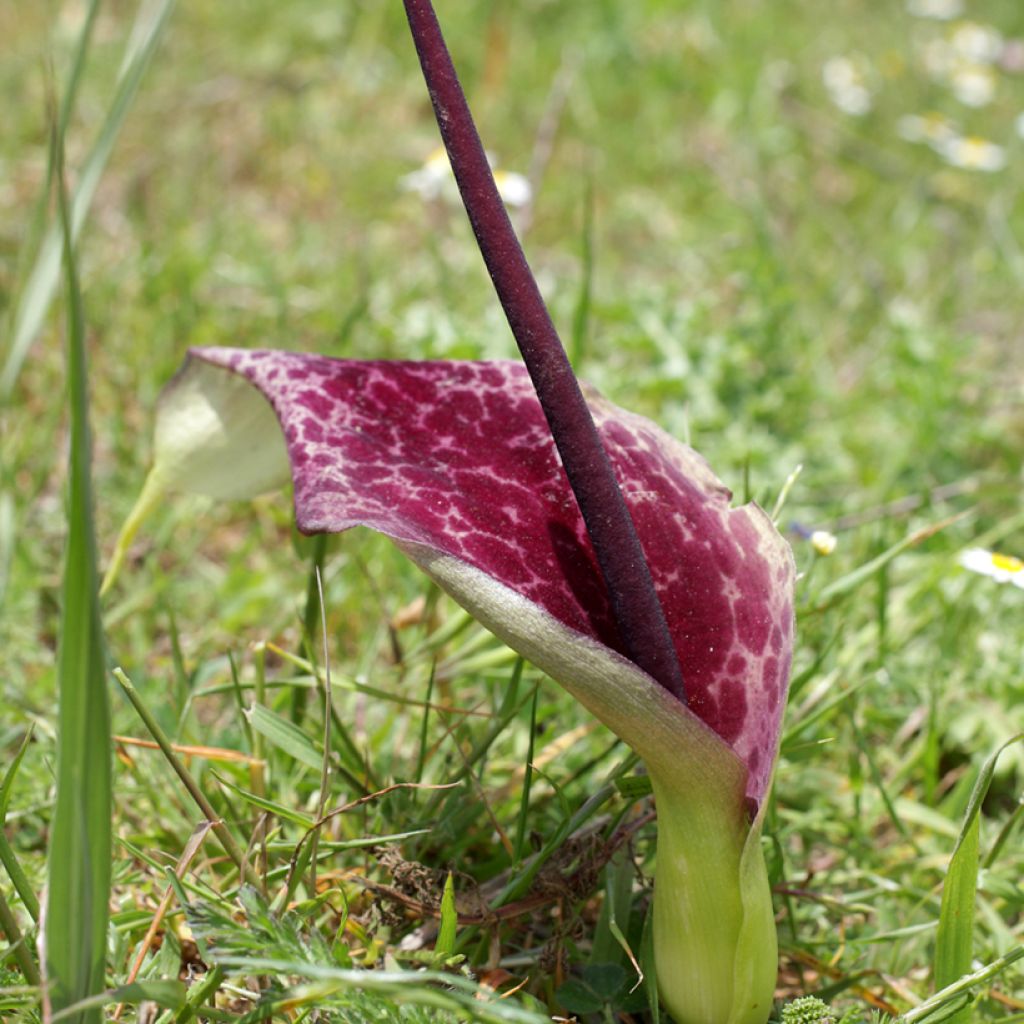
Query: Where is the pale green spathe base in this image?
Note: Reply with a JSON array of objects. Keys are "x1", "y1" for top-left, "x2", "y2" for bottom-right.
[{"x1": 650, "y1": 775, "x2": 776, "y2": 1024}]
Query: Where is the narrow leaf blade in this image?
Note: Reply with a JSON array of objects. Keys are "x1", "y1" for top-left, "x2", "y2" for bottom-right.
[
  {"x1": 43, "y1": 130, "x2": 111, "y2": 1022},
  {"x1": 435, "y1": 872, "x2": 457, "y2": 957},
  {"x1": 246, "y1": 703, "x2": 325, "y2": 771}
]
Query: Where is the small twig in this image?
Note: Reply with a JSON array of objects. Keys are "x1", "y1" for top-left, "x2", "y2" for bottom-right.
[{"x1": 280, "y1": 781, "x2": 459, "y2": 906}]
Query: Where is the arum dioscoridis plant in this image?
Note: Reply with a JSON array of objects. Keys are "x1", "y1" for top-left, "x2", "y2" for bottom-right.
[{"x1": 106, "y1": 3, "x2": 796, "y2": 1022}]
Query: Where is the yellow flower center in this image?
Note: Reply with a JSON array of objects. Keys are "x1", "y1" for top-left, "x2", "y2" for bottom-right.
[{"x1": 991, "y1": 552, "x2": 1024, "y2": 573}]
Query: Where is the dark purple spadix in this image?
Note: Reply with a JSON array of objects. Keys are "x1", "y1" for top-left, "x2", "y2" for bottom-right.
[{"x1": 401, "y1": 0, "x2": 687, "y2": 705}]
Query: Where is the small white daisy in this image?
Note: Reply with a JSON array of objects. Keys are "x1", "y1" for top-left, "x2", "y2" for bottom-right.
[
  {"x1": 491, "y1": 169, "x2": 532, "y2": 208},
  {"x1": 810, "y1": 531, "x2": 838, "y2": 557},
  {"x1": 399, "y1": 147, "x2": 455, "y2": 201},
  {"x1": 906, "y1": 0, "x2": 964, "y2": 20},
  {"x1": 400, "y1": 146, "x2": 532, "y2": 208},
  {"x1": 897, "y1": 111, "x2": 958, "y2": 144},
  {"x1": 950, "y1": 62, "x2": 997, "y2": 106},
  {"x1": 958, "y1": 548, "x2": 1024, "y2": 588},
  {"x1": 935, "y1": 134, "x2": 1007, "y2": 171},
  {"x1": 950, "y1": 22, "x2": 1003, "y2": 65},
  {"x1": 822, "y1": 56, "x2": 874, "y2": 116}
]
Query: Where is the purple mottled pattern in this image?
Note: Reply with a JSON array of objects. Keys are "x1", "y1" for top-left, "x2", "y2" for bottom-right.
[{"x1": 195, "y1": 347, "x2": 794, "y2": 802}]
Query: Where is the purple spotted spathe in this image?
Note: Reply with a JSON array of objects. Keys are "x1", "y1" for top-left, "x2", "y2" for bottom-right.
[{"x1": 195, "y1": 346, "x2": 794, "y2": 804}]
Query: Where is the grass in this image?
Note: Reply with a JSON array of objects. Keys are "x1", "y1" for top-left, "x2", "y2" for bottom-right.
[{"x1": 2, "y1": 0, "x2": 1024, "y2": 1021}]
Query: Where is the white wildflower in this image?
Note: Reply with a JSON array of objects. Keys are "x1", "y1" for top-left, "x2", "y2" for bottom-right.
[
  {"x1": 936, "y1": 134, "x2": 1006, "y2": 171},
  {"x1": 400, "y1": 146, "x2": 532, "y2": 208},
  {"x1": 822, "y1": 55, "x2": 873, "y2": 116},
  {"x1": 906, "y1": 0, "x2": 964, "y2": 19},
  {"x1": 949, "y1": 63, "x2": 997, "y2": 106},
  {"x1": 897, "y1": 111, "x2": 957, "y2": 144},
  {"x1": 491, "y1": 170, "x2": 532, "y2": 208},
  {"x1": 958, "y1": 548, "x2": 1024, "y2": 588},
  {"x1": 950, "y1": 22, "x2": 1003, "y2": 64},
  {"x1": 810, "y1": 531, "x2": 838, "y2": 557}
]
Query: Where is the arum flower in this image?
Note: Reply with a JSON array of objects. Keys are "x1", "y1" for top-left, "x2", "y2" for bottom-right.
[
  {"x1": 107, "y1": 4, "x2": 796, "y2": 1023},
  {"x1": 958, "y1": 548, "x2": 1024, "y2": 589},
  {"x1": 111, "y1": 348, "x2": 795, "y2": 1024}
]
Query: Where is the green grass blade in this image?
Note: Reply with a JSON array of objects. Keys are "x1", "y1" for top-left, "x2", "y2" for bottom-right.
[
  {"x1": 0, "y1": 490, "x2": 14, "y2": 610},
  {"x1": 43, "y1": 126, "x2": 111, "y2": 1024},
  {"x1": 0, "y1": 884, "x2": 41, "y2": 987},
  {"x1": 815, "y1": 515, "x2": 965, "y2": 609},
  {"x1": 49, "y1": 980, "x2": 187, "y2": 1022},
  {"x1": 113, "y1": 668, "x2": 263, "y2": 891},
  {"x1": 511, "y1": 685, "x2": 538, "y2": 863},
  {"x1": 590, "y1": 846, "x2": 634, "y2": 967},
  {"x1": 211, "y1": 771, "x2": 314, "y2": 829},
  {"x1": 569, "y1": 178, "x2": 594, "y2": 369},
  {"x1": 639, "y1": 902, "x2": 660, "y2": 1024},
  {"x1": 0, "y1": 0, "x2": 175, "y2": 399},
  {"x1": 0, "y1": 728, "x2": 41, "y2": 923},
  {"x1": 246, "y1": 703, "x2": 325, "y2": 771},
  {"x1": 435, "y1": 872, "x2": 457, "y2": 956},
  {"x1": 903, "y1": 946, "x2": 1024, "y2": 1024},
  {"x1": 933, "y1": 734, "x2": 1024, "y2": 1023},
  {"x1": 934, "y1": 813, "x2": 979, "y2": 1024}
]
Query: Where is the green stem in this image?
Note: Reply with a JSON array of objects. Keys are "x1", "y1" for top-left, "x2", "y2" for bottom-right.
[
  {"x1": 0, "y1": 883, "x2": 40, "y2": 986},
  {"x1": 0, "y1": 832, "x2": 39, "y2": 924},
  {"x1": 900, "y1": 945, "x2": 1024, "y2": 1024},
  {"x1": 650, "y1": 774, "x2": 776, "y2": 1024}
]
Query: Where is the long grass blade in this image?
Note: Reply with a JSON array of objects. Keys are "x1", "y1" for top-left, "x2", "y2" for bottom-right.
[
  {"x1": 0, "y1": 491, "x2": 14, "y2": 610},
  {"x1": 42, "y1": 122, "x2": 111, "y2": 1024},
  {"x1": 903, "y1": 946, "x2": 1024, "y2": 1024},
  {"x1": 49, "y1": 980, "x2": 187, "y2": 1022},
  {"x1": 934, "y1": 813, "x2": 979, "y2": 1024},
  {"x1": 933, "y1": 734, "x2": 1024, "y2": 1024}
]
